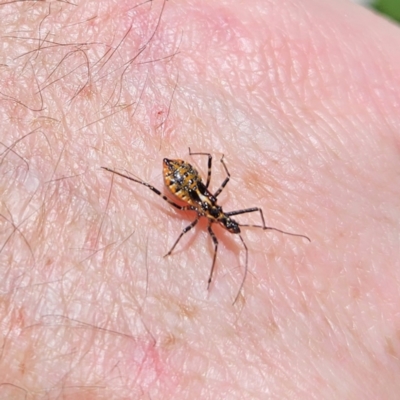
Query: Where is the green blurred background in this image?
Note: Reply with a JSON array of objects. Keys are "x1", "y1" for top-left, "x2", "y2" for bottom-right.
[{"x1": 373, "y1": 0, "x2": 400, "y2": 22}]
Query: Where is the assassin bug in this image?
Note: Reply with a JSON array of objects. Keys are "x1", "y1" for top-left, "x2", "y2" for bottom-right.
[{"x1": 102, "y1": 149, "x2": 310, "y2": 304}]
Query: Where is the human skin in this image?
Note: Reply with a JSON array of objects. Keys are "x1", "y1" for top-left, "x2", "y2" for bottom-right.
[{"x1": 1, "y1": 0, "x2": 400, "y2": 398}]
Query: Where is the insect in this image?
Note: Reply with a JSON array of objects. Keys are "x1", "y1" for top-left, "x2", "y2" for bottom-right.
[{"x1": 102, "y1": 149, "x2": 310, "y2": 304}]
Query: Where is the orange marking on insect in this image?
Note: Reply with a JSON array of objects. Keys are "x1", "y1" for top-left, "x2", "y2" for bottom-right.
[{"x1": 102, "y1": 149, "x2": 310, "y2": 304}]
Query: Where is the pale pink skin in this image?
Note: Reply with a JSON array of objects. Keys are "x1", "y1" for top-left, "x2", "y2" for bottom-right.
[{"x1": 1, "y1": 0, "x2": 400, "y2": 398}]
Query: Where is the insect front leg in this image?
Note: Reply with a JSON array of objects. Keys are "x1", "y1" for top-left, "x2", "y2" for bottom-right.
[{"x1": 225, "y1": 207, "x2": 262, "y2": 220}]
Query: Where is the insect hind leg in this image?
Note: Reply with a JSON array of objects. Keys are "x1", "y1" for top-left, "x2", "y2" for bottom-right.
[
  {"x1": 189, "y1": 147, "x2": 212, "y2": 189},
  {"x1": 101, "y1": 167, "x2": 187, "y2": 211},
  {"x1": 213, "y1": 155, "x2": 230, "y2": 198},
  {"x1": 164, "y1": 217, "x2": 200, "y2": 257}
]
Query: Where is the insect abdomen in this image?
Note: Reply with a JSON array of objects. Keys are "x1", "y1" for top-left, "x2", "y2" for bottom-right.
[{"x1": 163, "y1": 159, "x2": 201, "y2": 203}]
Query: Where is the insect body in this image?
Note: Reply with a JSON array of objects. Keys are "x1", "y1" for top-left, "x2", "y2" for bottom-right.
[
  {"x1": 163, "y1": 157, "x2": 239, "y2": 233},
  {"x1": 102, "y1": 149, "x2": 310, "y2": 304}
]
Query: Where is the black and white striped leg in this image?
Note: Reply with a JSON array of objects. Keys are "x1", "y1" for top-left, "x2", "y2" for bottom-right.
[
  {"x1": 189, "y1": 148, "x2": 212, "y2": 189},
  {"x1": 164, "y1": 217, "x2": 200, "y2": 257},
  {"x1": 213, "y1": 155, "x2": 230, "y2": 198},
  {"x1": 207, "y1": 223, "x2": 219, "y2": 290}
]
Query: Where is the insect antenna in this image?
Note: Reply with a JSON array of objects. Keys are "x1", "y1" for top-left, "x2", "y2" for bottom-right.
[
  {"x1": 233, "y1": 234, "x2": 248, "y2": 305},
  {"x1": 239, "y1": 224, "x2": 311, "y2": 242},
  {"x1": 225, "y1": 207, "x2": 311, "y2": 242}
]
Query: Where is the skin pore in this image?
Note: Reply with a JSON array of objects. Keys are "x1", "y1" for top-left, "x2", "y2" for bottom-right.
[{"x1": 1, "y1": 0, "x2": 400, "y2": 398}]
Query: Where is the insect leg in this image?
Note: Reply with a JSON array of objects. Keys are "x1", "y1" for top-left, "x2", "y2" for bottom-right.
[
  {"x1": 164, "y1": 216, "x2": 200, "y2": 257},
  {"x1": 225, "y1": 207, "x2": 261, "y2": 218},
  {"x1": 101, "y1": 167, "x2": 184, "y2": 210},
  {"x1": 227, "y1": 207, "x2": 311, "y2": 242},
  {"x1": 207, "y1": 222, "x2": 219, "y2": 290},
  {"x1": 213, "y1": 155, "x2": 230, "y2": 198},
  {"x1": 189, "y1": 147, "x2": 212, "y2": 189}
]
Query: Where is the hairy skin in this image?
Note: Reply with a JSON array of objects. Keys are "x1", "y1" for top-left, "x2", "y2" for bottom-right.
[{"x1": 1, "y1": 0, "x2": 400, "y2": 398}]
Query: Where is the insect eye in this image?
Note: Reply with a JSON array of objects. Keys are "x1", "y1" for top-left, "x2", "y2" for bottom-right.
[{"x1": 225, "y1": 219, "x2": 240, "y2": 233}]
